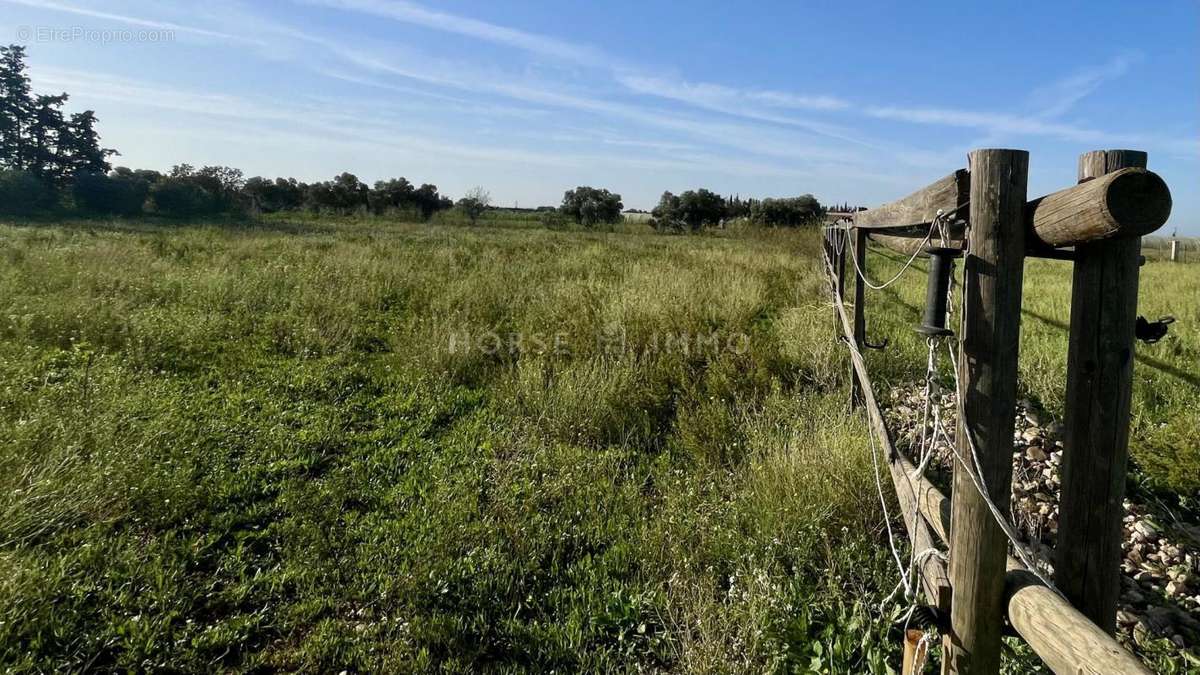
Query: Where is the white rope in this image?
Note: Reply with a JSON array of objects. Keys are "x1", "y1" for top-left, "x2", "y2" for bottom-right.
[
  {"x1": 942, "y1": 230, "x2": 1064, "y2": 596},
  {"x1": 846, "y1": 223, "x2": 933, "y2": 290},
  {"x1": 865, "y1": 370, "x2": 915, "y2": 602},
  {"x1": 944, "y1": 342, "x2": 1064, "y2": 596},
  {"x1": 823, "y1": 243, "x2": 954, "y2": 623}
]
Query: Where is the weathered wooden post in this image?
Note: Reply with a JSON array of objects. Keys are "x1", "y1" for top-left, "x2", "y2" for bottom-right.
[
  {"x1": 1170, "y1": 239, "x2": 1180, "y2": 262},
  {"x1": 851, "y1": 227, "x2": 868, "y2": 406},
  {"x1": 944, "y1": 149, "x2": 1029, "y2": 674},
  {"x1": 838, "y1": 227, "x2": 848, "y2": 300},
  {"x1": 1055, "y1": 149, "x2": 1147, "y2": 633}
]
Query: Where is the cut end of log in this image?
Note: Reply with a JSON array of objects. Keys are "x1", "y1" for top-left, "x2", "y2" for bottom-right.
[
  {"x1": 1028, "y1": 167, "x2": 1173, "y2": 247},
  {"x1": 1104, "y1": 168, "x2": 1172, "y2": 238}
]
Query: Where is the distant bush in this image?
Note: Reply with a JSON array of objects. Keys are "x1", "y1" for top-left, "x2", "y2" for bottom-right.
[
  {"x1": 561, "y1": 186, "x2": 623, "y2": 227},
  {"x1": 749, "y1": 195, "x2": 824, "y2": 227},
  {"x1": 150, "y1": 178, "x2": 217, "y2": 217},
  {"x1": 456, "y1": 187, "x2": 491, "y2": 226},
  {"x1": 540, "y1": 209, "x2": 568, "y2": 230},
  {"x1": 243, "y1": 176, "x2": 304, "y2": 213},
  {"x1": 649, "y1": 188, "x2": 727, "y2": 233},
  {"x1": 73, "y1": 172, "x2": 149, "y2": 215},
  {"x1": 0, "y1": 170, "x2": 56, "y2": 214}
]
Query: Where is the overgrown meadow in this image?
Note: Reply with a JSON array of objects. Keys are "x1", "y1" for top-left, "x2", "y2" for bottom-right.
[
  {"x1": 0, "y1": 217, "x2": 898, "y2": 672},
  {"x1": 0, "y1": 216, "x2": 1195, "y2": 672}
]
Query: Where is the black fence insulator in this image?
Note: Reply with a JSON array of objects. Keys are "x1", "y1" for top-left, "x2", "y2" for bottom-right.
[
  {"x1": 916, "y1": 247, "x2": 962, "y2": 337},
  {"x1": 1135, "y1": 316, "x2": 1174, "y2": 344}
]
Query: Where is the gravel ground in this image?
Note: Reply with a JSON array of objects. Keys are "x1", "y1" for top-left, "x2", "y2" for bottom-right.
[{"x1": 884, "y1": 383, "x2": 1200, "y2": 658}]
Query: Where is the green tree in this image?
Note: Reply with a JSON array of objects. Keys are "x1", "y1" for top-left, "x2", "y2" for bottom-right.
[
  {"x1": 413, "y1": 183, "x2": 451, "y2": 219},
  {"x1": 0, "y1": 45, "x2": 114, "y2": 187},
  {"x1": 677, "y1": 188, "x2": 726, "y2": 230},
  {"x1": 650, "y1": 188, "x2": 725, "y2": 232},
  {"x1": 456, "y1": 186, "x2": 490, "y2": 225},
  {"x1": 0, "y1": 45, "x2": 33, "y2": 171},
  {"x1": 0, "y1": 168, "x2": 55, "y2": 213},
  {"x1": 561, "y1": 186, "x2": 623, "y2": 227},
  {"x1": 749, "y1": 194, "x2": 825, "y2": 227},
  {"x1": 64, "y1": 110, "x2": 114, "y2": 176},
  {"x1": 73, "y1": 171, "x2": 148, "y2": 215},
  {"x1": 650, "y1": 191, "x2": 684, "y2": 233},
  {"x1": 244, "y1": 176, "x2": 304, "y2": 213}
]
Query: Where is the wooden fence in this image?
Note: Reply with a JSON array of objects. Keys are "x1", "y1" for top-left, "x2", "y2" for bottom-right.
[{"x1": 822, "y1": 149, "x2": 1173, "y2": 674}]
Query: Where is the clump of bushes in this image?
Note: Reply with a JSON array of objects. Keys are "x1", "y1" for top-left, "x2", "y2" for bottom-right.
[
  {"x1": 73, "y1": 172, "x2": 150, "y2": 215},
  {"x1": 749, "y1": 195, "x2": 824, "y2": 227},
  {"x1": 149, "y1": 178, "x2": 219, "y2": 217},
  {"x1": 0, "y1": 169, "x2": 57, "y2": 214},
  {"x1": 649, "y1": 189, "x2": 726, "y2": 233},
  {"x1": 561, "y1": 186, "x2": 623, "y2": 227}
]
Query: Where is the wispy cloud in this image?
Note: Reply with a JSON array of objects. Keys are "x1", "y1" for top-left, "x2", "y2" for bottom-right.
[
  {"x1": 619, "y1": 74, "x2": 849, "y2": 112},
  {"x1": 297, "y1": 0, "x2": 610, "y2": 66},
  {"x1": 320, "y1": 44, "x2": 861, "y2": 164},
  {"x1": 615, "y1": 73, "x2": 873, "y2": 147},
  {"x1": 864, "y1": 105, "x2": 1113, "y2": 142},
  {"x1": 1025, "y1": 52, "x2": 1141, "y2": 118},
  {"x1": 1, "y1": 0, "x2": 248, "y2": 41}
]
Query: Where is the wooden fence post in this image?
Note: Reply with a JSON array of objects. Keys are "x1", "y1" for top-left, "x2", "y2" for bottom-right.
[
  {"x1": 851, "y1": 227, "x2": 868, "y2": 406},
  {"x1": 944, "y1": 149, "x2": 1029, "y2": 674},
  {"x1": 1055, "y1": 149, "x2": 1147, "y2": 634}
]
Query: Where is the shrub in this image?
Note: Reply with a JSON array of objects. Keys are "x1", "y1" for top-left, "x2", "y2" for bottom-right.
[
  {"x1": 651, "y1": 189, "x2": 726, "y2": 233},
  {"x1": 73, "y1": 172, "x2": 149, "y2": 216},
  {"x1": 0, "y1": 170, "x2": 57, "y2": 214},
  {"x1": 649, "y1": 192, "x2": 685, "y2": 233},
  {"x1": 539, "y1": 209, "x2": 568, "y2": 230},
  {"x1": 561, "y1": 186, "x2": 623, "y2": 227},
  {"x1": 149, "y1": 178, "x2": 217, "y2": 217},
  {"x1": 749, "y1": 195, "x2": 824, "y2": 227},
  {"x1": 243, "y1": 176, "x2": 304, "y2": 213},
  {"x1": 456, "y1": 186, "x2": 490, "y2": 226}
]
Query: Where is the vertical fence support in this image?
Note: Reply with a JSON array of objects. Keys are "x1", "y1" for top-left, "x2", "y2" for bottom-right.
[
  {"x1": 944, "y1": 149, "x2": 1029, "y2": 674},
  {"x1": 850, "y1": 227, "x2": 868, "y2": 406},
  {"x1": 837, "y1": 227, "x2": 848, "y2": 300},
  {"x1": 1055, "y1": 149, "x2": 1147, "y2": 634},
  {"x1": 830, "y1": 227, "x2": 846, "y2": 326},
  {"x1": 1170, "y1": 239, "x2": 1179, "y2": 262}
]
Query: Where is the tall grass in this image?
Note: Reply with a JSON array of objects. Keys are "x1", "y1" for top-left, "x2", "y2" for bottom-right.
[
  {"x1": 861, "y1": 246, "x2": 1200, "y2": 496},
  {"x1": 1, "y1": 216, "x2": 1192, "y2": 672},
  {"x1": 0, "y1": 218, "x2": 901, "y2": 672}
]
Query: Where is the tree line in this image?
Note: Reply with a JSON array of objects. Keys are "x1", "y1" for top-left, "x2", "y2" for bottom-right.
[
  {"x1": 1, "y1": 44, "x2": 828, "y2": 229},
  {"x1": 650, "y1": 189, "x2": 826, "y2": 231}
]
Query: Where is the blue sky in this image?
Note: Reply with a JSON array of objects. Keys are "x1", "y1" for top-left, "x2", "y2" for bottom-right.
[{"x1": 3, "y1": 0, "x2": 1198, "y2": 231}]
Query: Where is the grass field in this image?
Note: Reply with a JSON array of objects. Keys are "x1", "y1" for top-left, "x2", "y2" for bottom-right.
[{"x1": 0, "y1": 216, "x2": 1195, "y2": 672}]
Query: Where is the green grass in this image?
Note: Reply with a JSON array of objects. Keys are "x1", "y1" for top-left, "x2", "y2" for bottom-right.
[
  {"x1": 0, "y1": 216, "x2": 1195, "y2": 672},
  {"x1": 0, "y1": 218, "x2": 902, "y2": 672},
  {"x1": 861, "y1": 245, "x2": 1200, "y2": 498}
]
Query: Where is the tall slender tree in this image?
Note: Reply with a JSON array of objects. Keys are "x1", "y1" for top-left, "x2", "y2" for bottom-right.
[
  {"x1": 0, "y1": 45, "x2": 33, "y2": 170},
  {"x1": 0, "y1": 44, "x2": 114, "y2": 183}
]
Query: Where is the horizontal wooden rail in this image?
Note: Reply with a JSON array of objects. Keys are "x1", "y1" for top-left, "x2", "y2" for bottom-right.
[
  {"x1": 851, "y1": 167, "x2": 1171, "y2": 248},
  {"x1": 821, "y1": 251, "x2": 1151, "y2": 675},
  {"x1": 854, "y1": 170, "x2": 969, "y2": 230},
  {"x1": 1026, "y1": 167, "x2": 1171, "y2": 247},
  {"x1": 868, "y1": 230, "x2": 964, "y2": 256}
]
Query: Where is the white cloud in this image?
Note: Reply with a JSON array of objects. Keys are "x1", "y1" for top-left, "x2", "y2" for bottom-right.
[
  {"x1": 1, "y1": 0, "x2": 249, "y2": 41},
  {"x1": 297, "y1": 0, "x2": 609, "y2": 66},
  {"x1": 1026, "y1": 52, "x2": 1141, "y2": 118}
]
